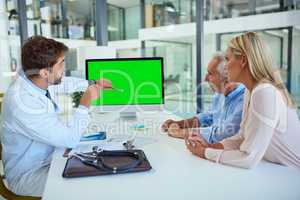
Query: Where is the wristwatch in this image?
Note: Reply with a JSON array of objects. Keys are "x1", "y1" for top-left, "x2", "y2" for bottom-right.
[{"x1": 88, "y1": 80, "x2": 96, "y2": 86}]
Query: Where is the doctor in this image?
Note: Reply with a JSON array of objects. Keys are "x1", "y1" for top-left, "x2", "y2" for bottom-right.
[{"x1": 0, "y1": 36, "x2": 111, "y2": 197}]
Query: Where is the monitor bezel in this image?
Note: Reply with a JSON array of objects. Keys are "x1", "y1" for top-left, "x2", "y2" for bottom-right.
[{"x1": 85, "y1": 57, "x2": 165, "y2": 106}]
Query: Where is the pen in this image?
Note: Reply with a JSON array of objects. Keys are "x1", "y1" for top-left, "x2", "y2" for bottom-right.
[{"x1": 111, "y1": 87, "x2": 124, "y2": 92}]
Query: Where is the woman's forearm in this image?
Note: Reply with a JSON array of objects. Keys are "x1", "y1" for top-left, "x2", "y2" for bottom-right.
[{"x1": 208, "y1": 142, "x2": 224, "y2": 149}]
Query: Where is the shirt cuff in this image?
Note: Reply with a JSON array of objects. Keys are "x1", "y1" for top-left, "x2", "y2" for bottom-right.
[
  {"x1": 76, "y1": 105, "x2": 89, "y2": 114},
  {"x1": 204, "y1": 148, "x2": 224, "y2": 163},
  {"x1": 220, "y1": 140, "x2": 230, "y2": 150},
  {"x1": 200, "y1": 127, "x2": 212, "y2": 143}
]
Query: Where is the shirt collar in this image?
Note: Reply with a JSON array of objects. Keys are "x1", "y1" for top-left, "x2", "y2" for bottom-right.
[
  {"x1": 225, "y1": 84, "x2": 245, "y2": 101},
  {"x1": 21, "y1": 75, "x2": 47, "y2": 96}
]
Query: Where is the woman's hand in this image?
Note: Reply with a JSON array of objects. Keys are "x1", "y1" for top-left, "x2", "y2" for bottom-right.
[
  {"x1": 185, "y1": 136, "x2": 208, "y2": 158},
  {"x1": 187, "y1": 134, "x2": 209, "y2": 147}
]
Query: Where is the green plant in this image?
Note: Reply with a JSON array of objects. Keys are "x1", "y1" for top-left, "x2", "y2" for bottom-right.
[{"x1": 71, "y1": 91, "x2": 84, "y2": 108}]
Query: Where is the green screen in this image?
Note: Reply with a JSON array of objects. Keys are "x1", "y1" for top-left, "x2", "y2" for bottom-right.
[{"x1": 86, "y1": 58, "x2": 164, "y2": 106}]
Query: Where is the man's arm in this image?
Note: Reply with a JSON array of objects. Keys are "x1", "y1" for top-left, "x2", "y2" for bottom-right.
[
  {"x1": 208, "y1": 94, "x2": 244, "y2": 143},
  {"x1": 162, "y1": 102, "x2": 218, "y2": 132},
  {"x1": 176, "y1": 117, "x2": 200, "y2": 129},
  {"x1": 195, "y1": 93, "x2": 223, "y2": 128},
  {"x1": 48, "y1": 76, "x2": 88, "y2": 95},
  {"x1": 11, "y1": 80, "x2": 110, "y2": 148},
  {"x1": 161, "y1": 117, "x2": 199, "y2": 133},
  {"x1": 162, "y1": 92, "x2": 222, "y2": 132},
  {"x1": 12, "y1": 95, "x2": 90, "y2": 148}
]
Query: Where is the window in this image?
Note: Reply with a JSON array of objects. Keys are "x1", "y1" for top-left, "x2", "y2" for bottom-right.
[{"x1": 0, "y1": 0, "x2": 21, "y2": 93}]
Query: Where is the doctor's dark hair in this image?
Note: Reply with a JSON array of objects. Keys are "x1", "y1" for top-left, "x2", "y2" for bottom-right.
[{"x1": 21, "y1": 36, "x2": 68, "y2": 78}]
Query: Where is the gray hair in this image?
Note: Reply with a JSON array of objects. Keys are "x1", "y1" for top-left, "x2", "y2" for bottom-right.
[{"x1": 212, "y1": 51, "x2": 226, "y2": 77}]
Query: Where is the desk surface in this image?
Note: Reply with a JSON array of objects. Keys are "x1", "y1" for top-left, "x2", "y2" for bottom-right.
[{"x1": 42, "y1": 111, "x2": 300, "y2": 200}]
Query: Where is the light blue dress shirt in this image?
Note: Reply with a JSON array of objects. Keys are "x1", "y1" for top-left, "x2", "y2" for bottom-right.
[
  {"x1": 0, "y1": 75, "x2": 89, "y2": 197},
  {"x1": 196, "y1": 84, "x2": 245, "y2": 144}
]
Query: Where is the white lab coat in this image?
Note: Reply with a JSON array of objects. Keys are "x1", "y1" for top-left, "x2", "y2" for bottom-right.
[{"x1": 0, "y1": 75, "x2": 89, "y2": 197}]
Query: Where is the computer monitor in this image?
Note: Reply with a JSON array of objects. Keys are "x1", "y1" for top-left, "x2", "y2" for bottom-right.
[{"x1": 86, "y1": 57, "x2": 164, "y2": 118}]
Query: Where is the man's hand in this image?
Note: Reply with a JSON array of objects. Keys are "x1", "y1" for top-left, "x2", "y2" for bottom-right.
[
  {"x1": 161, "y1": 119, "x2": 176, "y2": 132},
  {"x1": 162, "y1": 117, "x2": 199, "y2": 132},
  {"x1": 167, "y1": 123, "x2": 189, "y2": 139},
  {"x1": 80, "y1": 78, "x2": 112, "y2": 108},
  {"x1": 80, "y1": 84, "x2": 101, "y2": 108},
  {"x1": 96, "y1": 78, "x2": 112, "y2": 89},
  {"x1": 185, "y1": 138, "x2": 206, "y2": 158}
]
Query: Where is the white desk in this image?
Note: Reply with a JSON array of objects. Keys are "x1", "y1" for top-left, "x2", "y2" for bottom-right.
[{"x1": 42, "y1": 111, "x2": 300, "y2": 200}]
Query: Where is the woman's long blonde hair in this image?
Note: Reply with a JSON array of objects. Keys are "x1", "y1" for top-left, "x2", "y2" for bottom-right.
[{"x1": 228, "y1": 32, "x2": 296, "y2": 108}]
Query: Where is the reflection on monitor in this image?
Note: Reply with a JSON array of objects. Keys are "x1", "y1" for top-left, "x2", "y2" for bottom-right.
[{"x1": 86, "y1": 57, "x2": 164, "y2": 113}]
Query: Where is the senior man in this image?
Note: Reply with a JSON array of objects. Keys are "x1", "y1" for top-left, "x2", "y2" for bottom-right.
[{"x1": 162, "y1": 52, "x2": 245, "y2": 144}]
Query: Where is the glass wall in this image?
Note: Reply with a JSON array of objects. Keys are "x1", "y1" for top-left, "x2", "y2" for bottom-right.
[
  {"x1": 108, "y1": 2, "x2": 140, "y2": 41},
  {"x1": 145, "y1": 0, "x2": 196, "y2": 28},
  {"x1": 0, "y1": 0, "x2": 21, "y2": 95},
  {"x1": 205, "y1": 0, "x2": 300, "y2": 20},
  {"x1": 218, "y1": 29, "x2": 289, "y2": 85},
  {"x1": 26, "y1": 0, "x2": 96, "y2": 40},
  {"x1": 291, "y1": 27, "x2": 300, "y2": 114},
  {"x1": 108, "y1": 4, "x2": 125, "y2": 41},
  {"x1": 144, "y1": 40, "x2": 196, "y2": 117},
  {"x1": 201, "y1": 34, "x2": 218, "y2": 111},
  {"x1": 124, "y1": 5, "x2": 140, "y2": 39}
]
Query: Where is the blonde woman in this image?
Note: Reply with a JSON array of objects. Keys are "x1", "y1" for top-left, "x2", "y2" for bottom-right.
[{"x1": 186, "y1": 32, "x2": 300, "y2": 170}]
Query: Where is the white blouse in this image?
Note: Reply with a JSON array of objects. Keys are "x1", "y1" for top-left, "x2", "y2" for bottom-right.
[{"x1": 204, "y1": 83, "x2": 300, "y2": 170}]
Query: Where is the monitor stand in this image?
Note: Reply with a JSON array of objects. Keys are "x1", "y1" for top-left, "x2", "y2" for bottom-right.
[{"x1": 119, "y1": 111, "x2": 137, "y2": 120}]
